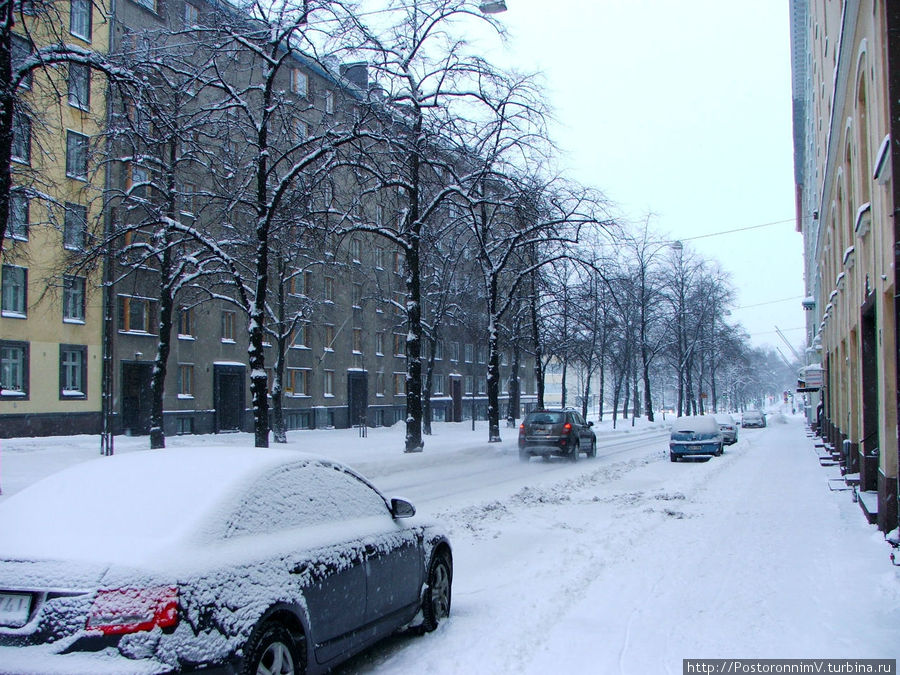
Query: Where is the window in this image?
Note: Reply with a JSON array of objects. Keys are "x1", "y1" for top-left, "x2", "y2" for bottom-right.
[
  {"x1": 375, "y1": 371, "x2": 384, "y2": 397},
  {"x1": 0, "y1": 341, "x2": 28, "y2": 397},
  {"x1": 464, "y1": 343, "x2": 473, "y2": 363},
  {"x1": 295, "y1": 119, "x2": 308, "y2": 142},
  {"x1": 11, "y1": 34, "x2": 32, "y2": 89},
  {"x1": 352, "y1": 283, "x2": 362, "y2": 308},
  {"x1": 291, "y1": 322, "x2": 310, "y2": 348},
  {"x1": 375, "y1": 331, "x2": 384, "y2": 356},
  {"x1": 374, "y1": 246, "x2": 385, "y2": 269},
  {"x1": 63, "y1": 203, "x2": 87, "y2": 250},
  {"x1": 63, "y1": 275, "x2": 86, "y2": 323},
  {"x1": 177, "y1": 364, "x2": 194, "y2": 398},
  {"x1": 324, "y1": 276, "x2": 335, "y2": 302},
  {"x1": 176, "y1": 417, "x2": 194, "y2": 434},
  {"x1": 7, "y1": 193, "x2": 28, "y2": 241},
  {"x1": 184, "y1": 2, "x2": 199, "y2": 26},
  {"x1": 285, "y1": 368, "x2": 310, "y2": 396},
  {"x1": 12, "y1": 112, "x2": 30, "y2": 164},
  {"x1": 465, "y1": 375, "x2": 473, "y2": 395},
  {"x1": 69, "y1": 0, "x2": 92, "y2": 40},
  {"x1": 323, "y1": 324, "x2": 335, "y2": 351},
  {"x1": 450, "y1": 341, "x2": 459, "y2": 362},
  {"x1": 129, "y1": 164, "x2": 149, "y2": 199},
  {"x1": 118, "y1": 295, "x2": 155, "y2": 333},
  {"x1": 349, "y1": 239, "x2": 362, "y2": 263},
  {"x1": 67, "y1": 62, "x2": 91, "y2": 110},
  {"x1": 133, "y1": 0, "x2": 157, "y2": 12},
  {"x1": 303, "y1": 270, "x2": 313, "y2": 295},
  {"x1": 324, "y1": 370, "x2": 334, "y2": 397},
  {"x1": 434, "y1": 339, "x2": 443, "y2": 360},
  {"x1": 393, "y1": 372, "x2": 405, "y2": 397},
  {"x1": 393, "y1": 333, "x2": 406, "y2": 357},
  {"x1": 177, "y1": 306, "x2": 194, "y2": 337},
  {"x1": 221, "y1": 310, "x2": 236, "y2": 342},
  {"x1": 477, "y1": 345, "x2": 487, "y2": 364},
  {"x1": 59, "y1": 345, "x2": 87, "y2": 398},
  {"x1": 393, "y1": 291, "x2": 404, "y2": 316},
  {"x1": 352, "y1": 328, "x2": 363, "y2": 353},
  {"x1": 325, "y1": 90, "x2": 334, "y2": 114},
  {"x1": 291, "y1": 68, "x2": 308, "y2": 97},
  {"x1": 1, "y1": 266, "x2": 27, "y2": 317},
  {"x1": 393, "y1": 250, "x2": 403, "y2": 275},
  {"x1": 477, "y1": 376, "x2": 486, "y2": 394},
  {"x1": 432, "y1": 373, "x2": 445, "y2": 395},
  {"x1": 181, "y1": 183, "x2": 195, "y2": 215},
  {"x1": 66, "y1": 131, "x2": 89, "y2": 179}
]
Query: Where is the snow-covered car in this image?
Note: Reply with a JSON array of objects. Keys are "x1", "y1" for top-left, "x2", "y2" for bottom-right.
[
  {"x1": 518, "y1": 408, "x2": 597, "y2": 461},
  {"x1": 714, "y1": 414, "x2": 739, "y2": 445},
  {"x1": 0, "y1": 447, "x2": 452, "y2": 675},
  {"x1": 669, "y1": 415, "x2": 724, "y2": 461},
  {"x1": 741, "y1": 410, "x2": 767, "y2": 428}
]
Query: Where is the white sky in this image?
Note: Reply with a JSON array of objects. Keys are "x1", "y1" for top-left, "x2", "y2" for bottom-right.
[{"x1": 488, "y1": 0, "x2": 806, "y2": 353}]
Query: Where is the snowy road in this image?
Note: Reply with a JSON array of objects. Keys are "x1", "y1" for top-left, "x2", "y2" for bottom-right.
[
  {"x1": 335, "y1": 414, "x2": 900, "y2": 674},
  {"x1": 2, "y1": 414, "x2": 897, "y2": 673}
]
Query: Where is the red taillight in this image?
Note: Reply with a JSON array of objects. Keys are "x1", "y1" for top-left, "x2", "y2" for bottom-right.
[
  {"x1": 519, "y1": 423, "x2": 525, "y2": 434},
  {"x1": 86, "y1": 587, "x2": 178, "y2": 635},
  {"x1": 562, "y1": 422, "x2": 572, "y2": 435}
]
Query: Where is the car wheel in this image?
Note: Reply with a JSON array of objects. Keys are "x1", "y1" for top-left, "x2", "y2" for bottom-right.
[
  {"x1": 589, "y1": 438, "x2": 597, "y2": 458},
  {"x1": 570, "y1": 441, "x2": 580, "y2": 462},
  {"x1": 241, "y1": 621, "x2": 303, "y2": 675},
  {"x1": 423, "y1": 550, "x2": 452, "y2": 632},
  {"x1": 670, "y1": 452, "x2": 678, "y2": 462}
]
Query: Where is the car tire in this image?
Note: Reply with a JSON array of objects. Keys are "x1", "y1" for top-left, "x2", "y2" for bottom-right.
[
  {"x1": 241, "y1": 620, "x2": 303, "y2": 675},
  {"x1": 588, "y1": 438, "x2": 597, "y2": 458},
  {"x1": 570, "y1": 441, "x2": 580, "y2": 462},
  {"x1": 670, "y1": 452, "x2": 678, "y2": 462},
  {"x1": 422, "y1": 550, "x2": 452, "y2": 632}
]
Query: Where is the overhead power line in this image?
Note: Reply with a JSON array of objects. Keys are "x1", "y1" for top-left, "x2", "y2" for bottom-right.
[
  {"x1": 735, "y1": 295, "x2": 803, "y2": 310},
  {"x1": 675, "y1": 218, "x2": 796, "y2": 243}
]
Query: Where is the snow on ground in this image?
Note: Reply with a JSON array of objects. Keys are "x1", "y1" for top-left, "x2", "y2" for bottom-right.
[{"x1": 2, "y1": 410, "x2": 898, "y2": 673}]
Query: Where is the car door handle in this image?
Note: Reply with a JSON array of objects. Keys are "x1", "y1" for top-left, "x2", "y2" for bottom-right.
[{"x1": 290, "y1": 563, "x2": 310, "y2": 576}]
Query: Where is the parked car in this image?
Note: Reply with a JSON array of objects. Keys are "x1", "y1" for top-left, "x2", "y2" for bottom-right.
[
  {"x1": 741, "y1": 410, "x2": 767, "y2": 428},
  {"x1": 0, "y1": 447, "x2": 452, "y2": 675},
  {"x1": 518, "y1": 408, "x2": 597, "y2": 461},
  {"x1": 669, "y1": 415, "x2": 724, "y2": 461},
  {"x1": 715, "y1": 414, "x2": 739, "y2": 445}
]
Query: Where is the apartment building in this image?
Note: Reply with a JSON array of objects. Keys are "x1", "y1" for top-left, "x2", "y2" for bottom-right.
[
  {"x1": 790, "y1": 0, "x2": 900, "y2": 532},
  {"x1": 1, "y1": 0, "x2": 109, "y2": 436}
]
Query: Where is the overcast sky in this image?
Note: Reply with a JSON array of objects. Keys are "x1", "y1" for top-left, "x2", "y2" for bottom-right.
[{"x1": 488, "y1": 0, "x2": 804, "y2": 354}]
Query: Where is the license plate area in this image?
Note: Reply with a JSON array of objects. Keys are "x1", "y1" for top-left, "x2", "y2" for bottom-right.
[{"x1": 0, "y1": 592, "x2": 32, "y2": 628}]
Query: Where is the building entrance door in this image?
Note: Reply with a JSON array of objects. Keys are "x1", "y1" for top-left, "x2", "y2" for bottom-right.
[
  {"x1": 121, "y1": 361, "x2": 152, "y2": 435},
  {"x1": 450, "y1": 376, "x2": 462, "y2": 422},
  {"x1": 214, "y1": 364, "x2": 245, "y2": 432},
  {"x1": 347, "y1": 370, "x2": 368, "y2": 427}
]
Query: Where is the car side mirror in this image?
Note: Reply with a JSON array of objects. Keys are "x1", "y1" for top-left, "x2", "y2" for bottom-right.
[
  {"x1": 390, "y1": 497, "x2": 416, "y2": 519},
  {"x1": 587, "y1": 421, "x2": 594, "y2": 427}
]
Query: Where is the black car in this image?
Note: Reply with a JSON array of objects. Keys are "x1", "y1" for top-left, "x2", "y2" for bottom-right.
[
  {"x1": 0, "y1": 447, "x2": 452, "y2": 675},
  {"x1": 518, "y1": 408, "x2": 597, "y2": 461}
]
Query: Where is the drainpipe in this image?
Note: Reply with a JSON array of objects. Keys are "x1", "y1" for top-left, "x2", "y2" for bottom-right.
[{"x1": 886, "y1": 1, "x2": 900, "y2": 531}]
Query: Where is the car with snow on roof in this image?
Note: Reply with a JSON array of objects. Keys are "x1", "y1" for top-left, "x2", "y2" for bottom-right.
[
  {"x1": 714, "y1": 414, "x2": 739, "y2": 445},
  {"x1": 0, "y1": 447, "x2": 452, "y2": 674},
  {"x1": 669, "y1": 415, "x2": 724, "y2": 462},
  {"x1": 741, "y1": 410, "x2": 767, "y2": 428}
]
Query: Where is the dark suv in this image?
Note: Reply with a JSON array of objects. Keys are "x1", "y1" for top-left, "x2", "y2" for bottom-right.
[{"x1": 518, "y1": 408, "x2": 596, "y2": 462}]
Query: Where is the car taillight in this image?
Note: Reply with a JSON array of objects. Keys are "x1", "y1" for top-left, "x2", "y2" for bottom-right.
[
  {"x1": 86, "y1": 587, "x2": 178, "y2": 635},
  {"x1": 519, "y1": 423, "x2": 525, "y2": 434},
  {"x1": 562, "y1": 422, "x2": 572, "y2": 435}
]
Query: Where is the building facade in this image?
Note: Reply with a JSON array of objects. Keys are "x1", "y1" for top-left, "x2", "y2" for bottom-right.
[{"x1": 790, "y1": 0, "x2": 900, "y2": 533}]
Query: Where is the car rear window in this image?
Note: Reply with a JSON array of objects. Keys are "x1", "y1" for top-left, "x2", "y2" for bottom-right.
[{"x1": 527, "y1": 412, "x2": 565, "y2": 424}]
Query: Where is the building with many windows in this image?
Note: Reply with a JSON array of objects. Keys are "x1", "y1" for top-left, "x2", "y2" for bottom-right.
[
  {"x1": 790, "y1": 0, "x2": 900, "y2": 533},
  {"x1": 1, "y1": 0, "x2": 110, "y2": 436}
]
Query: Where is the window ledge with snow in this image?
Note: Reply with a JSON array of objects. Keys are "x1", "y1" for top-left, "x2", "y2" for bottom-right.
[
  {"x1": 1, "y1": 311, "x2": 26, "y2": 319},
  {"x1": 178, "y1": 334, "x2": 196, "y2": 341},
  {"x1": 177, "y1": 394, "x2": 194, "y2": 400},
  {"x1": 63, "y1": 318, "x2": 86, "y2": 325}
]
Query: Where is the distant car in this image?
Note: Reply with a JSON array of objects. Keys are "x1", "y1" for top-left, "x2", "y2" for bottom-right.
[
  {"x1": 715, "y1": 414, "x2": 739, "y2": 445},
  {"x1": 0, "y1": 447, "x2": 452, "y2": 675},
  {"x1": 519, "y1": 408, "x2": 597, "y2": 461},
  {"x1": 669, "y1": 415, "x2": 724, "y2": 461},
  {"x1": 741, "y1": 410, "x2": 767, "y2": 428}
]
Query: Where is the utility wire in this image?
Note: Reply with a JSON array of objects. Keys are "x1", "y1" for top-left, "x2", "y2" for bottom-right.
[
  {"x1": 735, "y1": 295, "x2": 803, "y2": 310},
  {"x1": 675, "y1": 218, "x2": 796, "y2": 243}
]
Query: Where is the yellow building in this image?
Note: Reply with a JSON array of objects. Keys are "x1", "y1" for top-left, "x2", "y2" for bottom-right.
[
  {"x1": 791, "y1": 0, "x2": 899, "y2": 533},
  {"x1": 1, "y1": 0, "x2": 109, "y2": 436}
]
